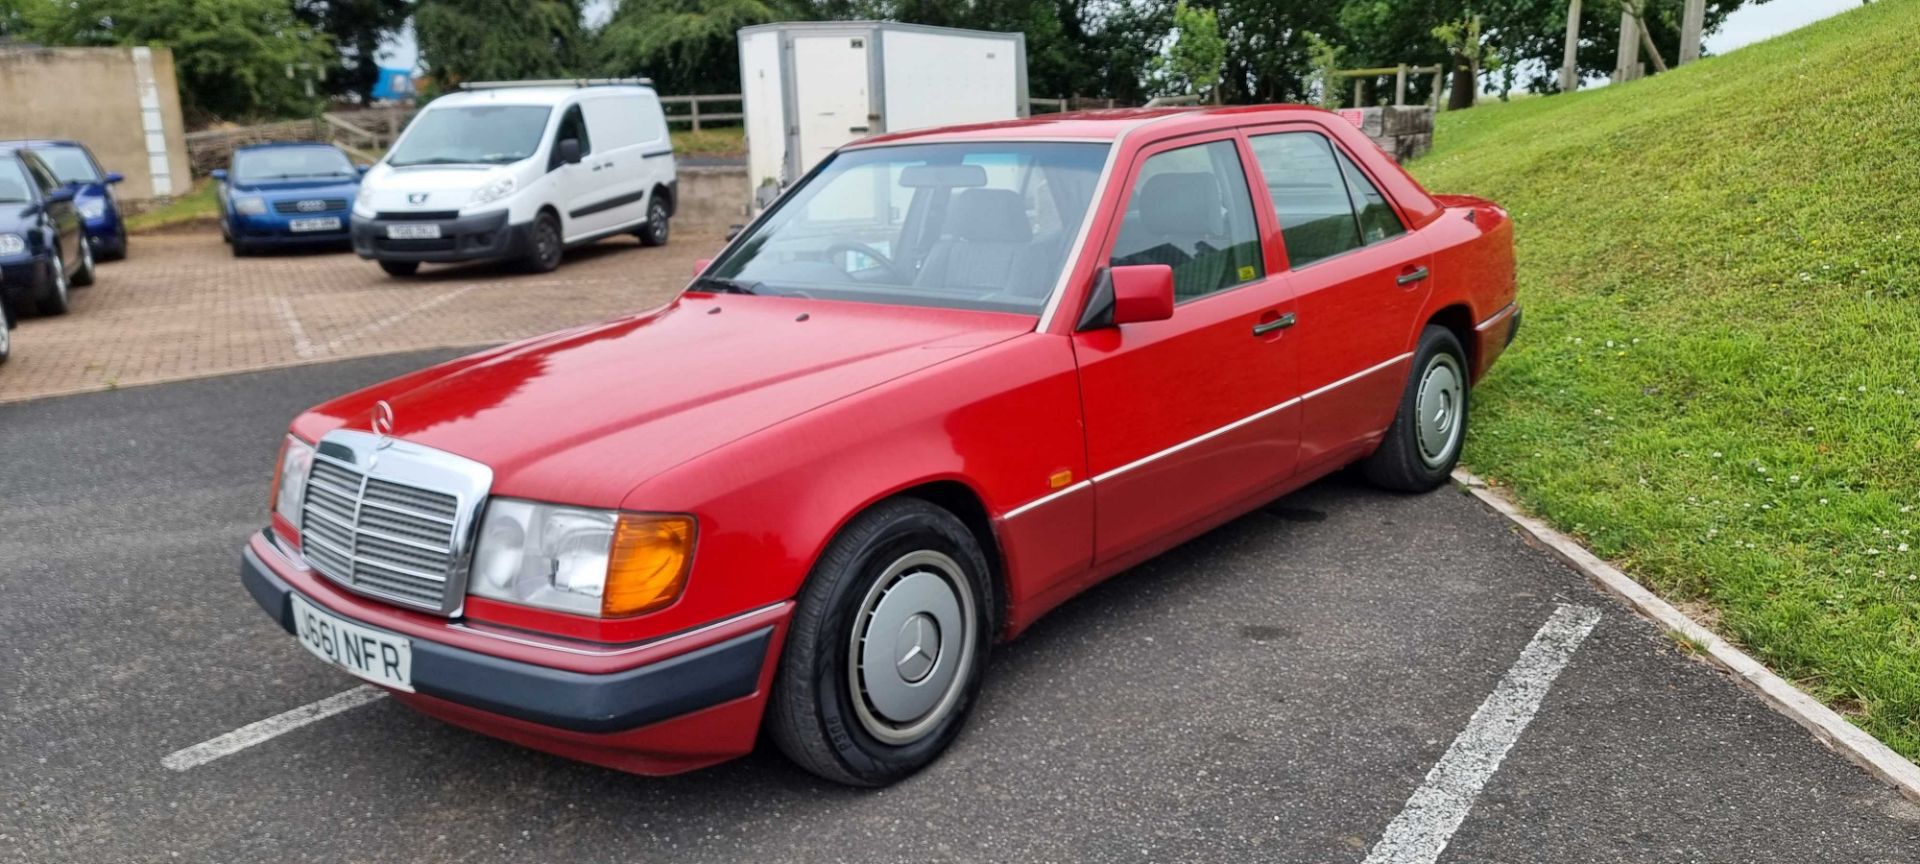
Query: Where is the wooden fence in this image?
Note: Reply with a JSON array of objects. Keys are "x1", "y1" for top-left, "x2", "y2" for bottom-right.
[
  {"x1": 660, "y1": 94, "x2": 743, "y2": 131},
  {"x1": 1330, "y1": 64, "x2": 1447, "y2": 110}
]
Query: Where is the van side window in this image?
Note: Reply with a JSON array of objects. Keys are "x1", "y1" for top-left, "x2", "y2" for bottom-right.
[
  {"x1": 551, "y1": 105, "x2": 591, "y2": 169},
  {"x1": 1247, "y1": 132, "x2": 1362, "y2": 269},
  {"x1": 1334, "y1": 149, "x2": 1406, "y2": 244},
  {"x1": 1109, "y1": 140, "x2": 1264, "y2": 301}
]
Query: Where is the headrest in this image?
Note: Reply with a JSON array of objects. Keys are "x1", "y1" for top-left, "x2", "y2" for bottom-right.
[
  {"x1": 947, "y1": 188, "x2": 1031, "y2": 243},
  {"x1": 1138, "y1": 172, "x2": 1221, "y2": 236}
]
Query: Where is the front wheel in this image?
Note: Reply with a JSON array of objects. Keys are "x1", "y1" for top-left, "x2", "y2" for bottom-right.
[
  {"x1": 1361, "y1": 326, "x2": 1470, "y2": 492},
  {"x1": 379, "y1": 260, "x2": 420, "y2": 277},
  {"x1": 520, "y1": 211, "x2": 564, "y2": 273},
  {"x1": 37, "y1": 247, "x2": 71, "y2": 316},
  {"x1": 71, "y1": 238, "x2": 95, "y2": 287},
  {"x1": 768, "y1": 498, "x2": 992, "y2": 787}
]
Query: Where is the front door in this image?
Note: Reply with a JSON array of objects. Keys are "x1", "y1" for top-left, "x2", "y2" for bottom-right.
[{"x1": 1072, "y1": 134, "x2": 1302, "y2": 565}]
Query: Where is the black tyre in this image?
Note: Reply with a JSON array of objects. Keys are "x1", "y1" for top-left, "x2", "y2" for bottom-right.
[
  {"x1": 98, "y1": 236, "x2": 127, "y2": 261},
  {"x1": 521, "y1": 211, "x2": 563, "y2": 273},
  {"x1": 379, "y1": 260, "x2": 420, "y2": 277},
  {"x1": 71, "y1": 238, "x2": 95, "y2": 287},
  {"x1": 1362, "y1": 325, "x2": 1469, "y2": 492},
  {"x1": 638, "y1": 194, "x2": 670, "y2": 247},
  {"x1": 231, "y1": 240, "x2": 250, "y2": 258},
  {"x1": 768, "y1": 498, "x2": 993, "y2": 787},
  {"x1": 37, "y1": 247, "x2": 71, "y2": 316},
  {"x1": 0, "y1": 302, "x2": 12, "y2": 365}
]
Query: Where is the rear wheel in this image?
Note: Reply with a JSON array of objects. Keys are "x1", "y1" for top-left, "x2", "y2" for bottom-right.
[
  {"x1": 638, "y1": 194, "x2": 670, "y2": 247},
  {"x1": 71, "y1": 238, "x2": 95, "y2": 287},
  {"x1": 37, "y1": 247, "x2": 71, "y2": 316},
  {"x1": 379, "y1": 260, "x2": 420, "y2": 277},
  {"x1": 521, "y1": 211, "x2": 563, "y2": 273},
  {"x1": 768, "y1": 498, "x2": 992, "y2": 787},
  {"x1": 1362, "y1": 325, "x2": 1469, "y2": 492}
]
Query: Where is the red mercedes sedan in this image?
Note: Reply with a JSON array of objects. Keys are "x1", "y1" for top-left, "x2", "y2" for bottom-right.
[{"x1": 241, "y1": 106, "x2": 1517, "y2": 786}]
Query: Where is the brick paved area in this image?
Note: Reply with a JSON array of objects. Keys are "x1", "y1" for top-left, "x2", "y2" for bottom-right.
[{"x1": 0, "y1": 228, "x2": 721, "y2": 403}]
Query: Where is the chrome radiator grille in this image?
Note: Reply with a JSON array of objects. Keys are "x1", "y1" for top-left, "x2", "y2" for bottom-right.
[{"x1": 298, "y1": 430, "x2": 492, "y2": 616}]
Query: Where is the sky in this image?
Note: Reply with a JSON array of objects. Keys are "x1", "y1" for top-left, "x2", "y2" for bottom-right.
[{"x1": 377, "y1": 0, "x2": 1862, "y2": 80}]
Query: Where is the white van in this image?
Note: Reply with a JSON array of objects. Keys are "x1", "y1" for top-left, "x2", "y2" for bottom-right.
[{"x1": 351, "y1": 80, "x2": 677, "y2": 277}]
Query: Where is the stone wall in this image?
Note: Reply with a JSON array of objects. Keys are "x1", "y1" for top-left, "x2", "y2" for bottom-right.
[
  {"x1": 1339, "y1": 106, "x2": 1435, "y2": 163},
  {"x1": 0, "y1": 46, "x2": 192, "y2": 201}
]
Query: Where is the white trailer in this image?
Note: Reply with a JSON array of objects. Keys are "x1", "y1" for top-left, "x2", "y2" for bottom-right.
[{"x1": 738, "y1": 21, "x2": 1029, "y2": 206}]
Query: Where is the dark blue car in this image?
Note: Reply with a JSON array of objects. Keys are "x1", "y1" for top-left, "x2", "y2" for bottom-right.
[
  {"x1": 0, "y1": 147, "x2": 94, "y2": 318},
  {"x1": 213, "y1": 143, "x2": 365, "y2": 256},
  {"x1": 2, "y1": 139, "x2": 128, "y2": 261}
]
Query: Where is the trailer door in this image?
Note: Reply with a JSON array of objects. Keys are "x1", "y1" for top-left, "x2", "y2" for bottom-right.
[{"x1": 790, "y1": 34, "x2": 873, "y2": 177}]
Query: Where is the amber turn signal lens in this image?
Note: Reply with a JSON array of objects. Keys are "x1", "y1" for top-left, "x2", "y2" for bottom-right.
[{"x1": 602, "y1": 514, "x2": 696, "y2": 616}]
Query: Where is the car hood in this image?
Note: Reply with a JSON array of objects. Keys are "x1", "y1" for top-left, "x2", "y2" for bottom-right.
[
  {"x1": 292, "y1": 294, "x2": 1034, "y2": 506},
  {"x1": 358, "y1": 163, "x2": 518, "y2": 213},
  {"x1": 231, "y1": 178, "x2": 360, "y2": 196}
]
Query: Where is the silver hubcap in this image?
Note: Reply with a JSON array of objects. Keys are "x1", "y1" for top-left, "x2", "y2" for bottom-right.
[
  {"x1": 848, "y1": 550, "x2": 977, "y2": 745},
  {"x1": 53, "y1": 252, "x2": 68, "y2": 301},
  {"x1": 1415, "y1": 353, "x2": 1465, "y2": 467},
  {"x1": 81, "y1": 240, "x2": 92, "y2": 272},
  {"x1": 0, "y1": 316, "x2": 10, "y2": 356}
]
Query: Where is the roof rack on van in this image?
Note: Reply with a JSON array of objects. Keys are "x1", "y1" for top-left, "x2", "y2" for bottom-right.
[{"x1": 459, "y1": 78, "x2": 654, "y2": 90}]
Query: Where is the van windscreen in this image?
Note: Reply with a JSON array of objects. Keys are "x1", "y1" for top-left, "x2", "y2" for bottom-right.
[{"x1": 389, "y1": 106, "x2": 553, "y2": 167}]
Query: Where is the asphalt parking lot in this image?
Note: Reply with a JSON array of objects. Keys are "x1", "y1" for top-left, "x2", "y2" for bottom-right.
[
  {"x1": 3, "y1": 353, "x2": 1919, "y2": 864},
  {"x1": 0, "y1": 227, "x2": 714, "y2": 403}
]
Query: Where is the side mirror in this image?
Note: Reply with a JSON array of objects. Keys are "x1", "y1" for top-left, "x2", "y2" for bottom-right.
[
  {"x1": 725, "y1": 224, "x2": 745, "y2": 241},
  {"x1": 555, "y1": 138, "x2": 583, "y2": 165},
  {"x1": 1108, "y1": 264, "x2": 1175, "y2": 325},
  {"x1": 45, "y1": 186, "x2": 75, "y2": 204},
  {"x1": 692, "y1": 258, "x2": 712, "y2": 278},
  {"x1": 210, "y1": 169, "x2": 228, "y2": 182},
  {"x1": 103, "y1": 172, "x2": 124, "y2": 185},
  {"x1": 356, "y1": 164, "x2": 371, "y2": 175}
]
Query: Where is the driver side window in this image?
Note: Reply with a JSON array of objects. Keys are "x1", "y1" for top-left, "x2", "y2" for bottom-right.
[
  {"x1": 1109, "y1": 140, "x2": 1264, "y2": 302},
  {"x1": 550, "y1": 106, "x2": 591, "y2": 170}
]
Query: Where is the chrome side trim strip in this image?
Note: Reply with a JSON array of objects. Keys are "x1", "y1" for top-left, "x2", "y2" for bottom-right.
[
  {"x1": 1033, "y1": 140, "x2": 1124, "y2": 333},
  {"x1": 1476, "y1": 303, "x2": 1517, "y2": 332},
  {"x1": 447, "y1": 601, "x2": 789, "y2": 658},
  {"x1": 1092, "y1": 396, "x2": 1302, "y2": 484},
  {"x1": 998, "y1": 480, "x2": 1092, "y2": 521},
  {"x1": 1300, "y1": 352, "x2": 1414, "y2": 402}
]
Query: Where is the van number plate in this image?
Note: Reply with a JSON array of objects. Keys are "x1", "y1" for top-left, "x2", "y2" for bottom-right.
[{"x1": 386, "y1": 224, "x2": 442, "y2": 240}]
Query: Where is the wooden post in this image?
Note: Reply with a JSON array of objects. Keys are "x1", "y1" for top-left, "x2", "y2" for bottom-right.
[
  {"x1": 1353, "y1": 77, "x2": 1364, "y2": 108},
  {"x1": 1432, "y1": 69, "x2": 1445, "y2": 110},
  {"x1": 1613, "y1": 8, "x2": 1641, "y2": 82},
  {"x1": 1395, "y1": 64, "x2": 1408, "y2": 106},
  {"x1": 1560, "y1": 0, "x2": 1581, "y2": 92},
  {"x1": 1679, "y1": 0, "x2": 1706, "y2": 64},
  {"x1": 691, "y1": 98, "x2": 703, "y2": 132}
]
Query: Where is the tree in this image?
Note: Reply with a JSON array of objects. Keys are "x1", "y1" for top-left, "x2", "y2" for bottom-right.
[
  {"x1": 1152, "y1": 0, "x2": 1224, "y2": 101},
  {"x1": 295, "y1": 0, "x2": 412, "y2": 101},
  {"x1": 19, "y1": 0, "x2": 335, "y2": 123},
  {"x1": 594, "y1": 0, "x2": 797, "y2": 93},
  {"x1": 416, "y1": 0, "x2": 587, "y2": 84}
]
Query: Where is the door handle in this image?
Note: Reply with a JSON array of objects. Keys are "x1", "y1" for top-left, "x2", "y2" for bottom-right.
[
  {"x1": 1396, "y1": 266, "x2": 1430, "y2": 286},
  {"x1": 1252, "y1": 313, "x2": 1296, "y2": 336}
]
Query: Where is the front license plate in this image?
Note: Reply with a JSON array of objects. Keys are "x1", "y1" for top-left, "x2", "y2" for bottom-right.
[
  {"x1": 291, "y1": 594, "x2": 413, "y2": 691},
  {"x1": 288, "y1": 216, "x2": 342, "y2": 232},
  {"x1": 386, "y1": 223, "x2": 441, "y2": 240}
]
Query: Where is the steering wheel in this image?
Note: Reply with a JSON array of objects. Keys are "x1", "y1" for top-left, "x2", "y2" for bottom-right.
[{"x1": 827, "y1": 242, "x2": 909, "y2": 282}]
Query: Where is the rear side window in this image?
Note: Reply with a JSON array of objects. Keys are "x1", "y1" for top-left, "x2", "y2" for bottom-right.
[
  {"x1": 1247, "y1": 132, "x2": 1361, "y2": 269},
  {"x1": 1335, "y1": 150, "x2": 1406, "y2": 244},
  {"x1": 1109, "y1": 140, "x2": 1264, "y2": 301}
]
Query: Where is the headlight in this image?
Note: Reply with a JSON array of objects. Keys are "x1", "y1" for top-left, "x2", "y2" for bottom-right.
[
  {"x1": 469, "y1": 176, "x2": 515, "y2": 207},
  {"x1": 352, "y1": 190, "x2": 376, "y2": 219},
  {"x1": 77, "y1": 199, "x2": 106, "y2": 220},
  {"x1": 469, "y1": 500, "x2": 693, "y2": 617},
  {"x1": 0, "y1": 234, "x2": 23, "y2": 255},
  {"x1": 234, "y1": 196, "x2": 268, "y2": 216},
  {"x1": 270, "y1": 436, "x2": 316, "y2": 531}
]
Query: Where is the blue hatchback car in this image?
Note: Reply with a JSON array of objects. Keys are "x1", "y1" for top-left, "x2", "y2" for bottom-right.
[
  {"x1": 0, "y1": 147, "x2": 94, "y2": 318},
  {"x1": 213, "y1": 143, "x2": 365, "y2": 256},
  {"x1": 4, "y1": 139, "x2": 128, "y2": 261}
]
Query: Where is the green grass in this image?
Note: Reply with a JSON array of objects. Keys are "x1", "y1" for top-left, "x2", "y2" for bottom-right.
[
  {"x1": 124, "y1": 180, "x2": 220, "y2": 233},
  {"x1": 671, "y1": 125, "x2": 745, "y2": 157},
  {"x1": 1408, "y1": 2, "x2": 1920, "y2": 755}
]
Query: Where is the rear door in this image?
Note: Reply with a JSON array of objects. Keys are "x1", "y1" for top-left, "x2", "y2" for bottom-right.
[
  {"x1": 1072, "y1": 134, "x2": 1302, "y2": 565},
  {"x1": 1244, "y1": 125, "x2": 1433, "y2": 473}
]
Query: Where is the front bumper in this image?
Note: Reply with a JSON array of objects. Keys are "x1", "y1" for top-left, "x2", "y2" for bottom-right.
[
  {"x1": 239, "y1": 532, "x2": 789, "y2": 774},
  {"x1": 350, "y1": 209, "x2": 531, "y2": 264},
  {"x1": 0, "y1": 255, "x2": 51, "y2": 305},
  {"x1": 229, "y1": 213, "x2": 353, "y2": 245}
]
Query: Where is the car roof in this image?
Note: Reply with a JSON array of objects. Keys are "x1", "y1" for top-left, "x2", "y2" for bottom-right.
[
  {"x1": 425, "y1": 85, "x2": 654, "y2": 109},
  {"x1": 234, "y1": 141, "x2": 343, "y2": 153},
  {"x1": 852, "y1": 104, "x2": 1336, "y2": 148},
  {"x1": 0, "y1": 139, "x2": 87, "y2": 150}
]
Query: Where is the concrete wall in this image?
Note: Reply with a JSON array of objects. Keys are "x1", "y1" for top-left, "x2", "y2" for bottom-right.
[
  {"x1": 676, "y1": 165, "x2": 750, "y2": 228},
  {"x1": 0, "y1": 46, "x2": 192, "y2": 201}
]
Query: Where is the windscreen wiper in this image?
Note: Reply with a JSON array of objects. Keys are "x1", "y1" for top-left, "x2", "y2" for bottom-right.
[{"x1": 690, "y1": 276, "x2": 766, "y2": 295}]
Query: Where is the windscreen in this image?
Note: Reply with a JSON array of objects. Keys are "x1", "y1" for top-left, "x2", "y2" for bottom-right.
[
  {"x1": 31, "y1": 146, "x2": 99, "y2": 184},
  {"x1": 234, "y1": 147, "x2": 356, "y2": 183},
  {"x1": 387, "y1": 106, "x2": 553, "y2": 167},
  {"x1": 707, "y1": 141, "x2": 1110, "y2": 315}
]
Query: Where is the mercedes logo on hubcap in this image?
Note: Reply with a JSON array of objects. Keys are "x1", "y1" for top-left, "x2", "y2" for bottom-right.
[{"x1": 894, "y1": 613, "x2": 940, "y2": 683}]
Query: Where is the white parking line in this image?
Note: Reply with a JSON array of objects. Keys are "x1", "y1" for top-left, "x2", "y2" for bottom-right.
[
  {"x1": 161, "y1": 686, "x2": 386, "y2": 772},
  {"x1": 1363, "y1": 603, "x2": 1602, "y2": 864},
  {"x1": 269, "y1": 295, "x2": 317, "y2": 358},
  {"x1": 317, "y1": 283, "x2": 482, "y2": 355}
]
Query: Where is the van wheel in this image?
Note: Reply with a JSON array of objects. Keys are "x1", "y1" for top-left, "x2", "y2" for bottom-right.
[
  {"x1": 379, "y1": 260, "x2": 420, "y2": 277},
  {"x1": 638, "y1": 196, "x2": 670, "y2": 247},
  {"x1": 522, "y1": 211, "x2": 563, "y2": 273},
  {"x1": 768, "y1": 498, "x2": 992, "y2": 787},
  {"x1": 1362, "y1": 326, "x2": 1469, "y2": 492}
]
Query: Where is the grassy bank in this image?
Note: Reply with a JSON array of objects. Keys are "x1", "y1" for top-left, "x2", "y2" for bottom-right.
[
  {"x1": 124, "y1": 181, "x2": 219, "y2": 233},
  {"x1": 1409, "y1": 2, "x2": 1920, "y2": 754}
]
